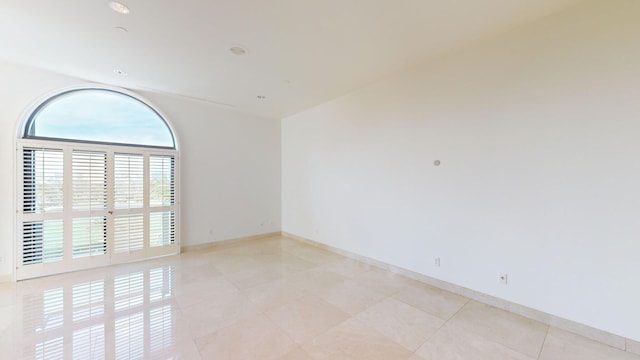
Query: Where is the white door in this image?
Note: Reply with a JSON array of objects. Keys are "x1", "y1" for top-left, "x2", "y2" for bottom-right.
[{"x1": 17, "y1": 140, "x2": 179, "y2": 280}]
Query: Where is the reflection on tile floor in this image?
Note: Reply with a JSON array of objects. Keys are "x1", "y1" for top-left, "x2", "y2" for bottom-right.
[{"x1": 0, "y1": 235, "x2": 637, "y2": 359}]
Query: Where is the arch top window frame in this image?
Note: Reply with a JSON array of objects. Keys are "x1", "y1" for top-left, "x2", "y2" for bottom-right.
[
  {"x1": 22, "y1": 87, "x2": 177, "y2": 150},
  {"x1": 16, "y1": 85, "x2": 180, "y2": 280}
]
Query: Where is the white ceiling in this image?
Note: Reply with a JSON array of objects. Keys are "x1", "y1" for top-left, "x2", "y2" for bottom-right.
[{"x1": 0, "y1": 0, "x2": 581, "y2": 119}]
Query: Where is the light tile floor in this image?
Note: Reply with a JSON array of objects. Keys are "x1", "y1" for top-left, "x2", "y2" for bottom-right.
[{"x1": 0, "y1": 236, "x2": 638, "y2": 359}]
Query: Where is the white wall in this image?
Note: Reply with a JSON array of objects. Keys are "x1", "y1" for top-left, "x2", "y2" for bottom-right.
[
  {"x1": 0, "y1": 61, "x2": 281, "y2": 278},
  {"x1": 282, "y1": 0, "x2": 640, "y2": 341},
  {"x1": 138, "y1": 90, "x2": 281, "y2": 246}
]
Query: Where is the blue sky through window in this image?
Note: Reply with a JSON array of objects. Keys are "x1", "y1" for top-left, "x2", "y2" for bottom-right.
[{"x1": 27, "y1": 90, "x2": 175, "y2": 148}]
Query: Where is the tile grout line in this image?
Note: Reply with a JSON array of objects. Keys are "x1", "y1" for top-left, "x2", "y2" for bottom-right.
[
  {"x1": 192, "y1": 338, "x2": 204, "y2": 359},
  {"x1": 421, "y1": 298, "x2": 544, "y2": 359},
  {"x1": 262, "y1": 310, "x2": 307, "y2": 357},
  {"x1": 391, "y1": 285, "x2": 471, "y2": 325},
  {"x1": 411, "y1": 296, "x2": 472, "y2": 357},
  {"x1": 536, "y1": 326, "x2": 551, "y2": 360}
]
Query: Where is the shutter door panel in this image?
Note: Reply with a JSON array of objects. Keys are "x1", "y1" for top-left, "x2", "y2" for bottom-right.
[
  {"x1": 149, "y1": 211, "x2": 175, "y2": 247},
  {"x1": 17, "y1": 141, "x2": 179, "y2": 280},
  {"x1": 149, "y1": 156, "x2": 175, "y2": 207},
  {"x1": 22, "y1": 219, "x2": 64, "y2": 265},
  {"x1": 23, "y1": 148, "x2": 64, "y2": 214},
  {"x1": 114, "y1": 154, "x2": 144, "y2": 210},
  {"x1": 72, "y1": 216, "x2": 107, "y2": 258},
  {"x1": 72, "y1": 151, "x2": 107, "y2": 211},
  {"x1": 114, "y1": 214, "x2": 145, "y2": 253}
]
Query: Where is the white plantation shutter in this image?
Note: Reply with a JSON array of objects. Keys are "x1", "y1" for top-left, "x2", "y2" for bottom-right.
[
  {"x1": 150, "y1": 211, "x2": 176, "y2": 247},
  {"x1": 149, "y1": 155, "x2": 175, "y2": 207},
  {"x1": 149, "y1": 155, "x2": 177, "y2": 249},
  {"x1": 22, "y1": 219, "x2": 64, "y2": 264},
  {"x1": 114, "y1": 154, "x2": 144, "y2": 210},
  {"x1": 23, "y1": 148, "x2": 64, "y2": 214},
  {"x1": 72, "y1": 217, "x2": 107, "y2": 258},
  {"x1": 72, "y1": 151, "x2": 107, "y2": 211},
  {"x1": 114, "y1": 214, "x2": 145, "y2": 253},
  {"x1": 21, "y1": 148, "x2": 65, "y2": 265},
  {"x1": 17, "y1": 141, "x2": 179, "y2": 280},
  {"x1": 113, "y1": 154, "x2": 146, "y2": 255},
  {"x1": 71, "y1": 151, "x2": 108, "y2": 260}
]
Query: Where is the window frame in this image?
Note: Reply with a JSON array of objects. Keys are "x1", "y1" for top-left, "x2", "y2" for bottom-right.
[
  {"x1": 22, "y1": 87, "x2": 177, "y2": 150},
  {"x1": 15, "y1": 85, "x2": 180, "y2": 281}
]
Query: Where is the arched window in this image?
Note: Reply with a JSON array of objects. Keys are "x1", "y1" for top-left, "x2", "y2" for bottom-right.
[
  {"x1": 24, "y1": 89, "x2": 175, "y2": 148},
  {"x1": 17, "y1": 87, "x2": 179, "y2": 280}
]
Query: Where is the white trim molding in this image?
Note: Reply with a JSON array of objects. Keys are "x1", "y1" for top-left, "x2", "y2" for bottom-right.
[{"x1": 180, "y1": 232, "x2": 281, "y2": 253}]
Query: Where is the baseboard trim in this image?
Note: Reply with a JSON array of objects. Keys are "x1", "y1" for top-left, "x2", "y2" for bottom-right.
[
  {"x1": 281, "y1": 231, "x2": 639, "y2": 355},
  {"x1": 181, "y1": 232, "x2": 281, "y2": 253}
]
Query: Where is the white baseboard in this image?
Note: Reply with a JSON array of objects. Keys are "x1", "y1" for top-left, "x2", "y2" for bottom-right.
[
  {"x1": 281, "y1": 231, "x2": 639, "y2": 355},
  {"x1": 181, "y1": 231, "x2": 281, "y2": 253}
]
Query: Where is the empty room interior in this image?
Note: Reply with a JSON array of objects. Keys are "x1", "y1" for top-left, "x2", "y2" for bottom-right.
[{"x1": 1, "y1": 0, "x2": 639, "y2": 359}]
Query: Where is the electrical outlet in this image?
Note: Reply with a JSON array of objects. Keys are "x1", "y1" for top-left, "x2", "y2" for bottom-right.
[
  {"x1": 434, "y1": 257, "x2": 441, "y2": 267},
  {"x1": 499, "y1": 273, "x2": 508, "y2": 285}
]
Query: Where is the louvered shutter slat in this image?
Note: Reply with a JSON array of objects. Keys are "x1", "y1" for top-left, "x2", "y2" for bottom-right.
[
  {"x1": 72, "y1": 151, "x2": 107, "y2": 211},
  {"x1": 114, "y1": 154, "x2": 144, "y2": 209},
  {"x1": 23, "y1": 148, "x2": 64, "y2": 214},
  {"x1": 150, "y1": 211, "x2": 175, "y2": 247},
  {"x1": 114, "y1": 214, "x2": 144, "y2": 253},
  {"x1": 149, "y1": 156, "x2": 175, "y2": 207},
  {"x1": 22, "y1": 219, "x2": 64, "y2": 264},
  {"x1": 72, "y1": 217, "x2": 107, "y2": 258}
]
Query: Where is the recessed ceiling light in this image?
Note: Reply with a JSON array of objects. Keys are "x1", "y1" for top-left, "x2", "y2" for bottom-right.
[
  {"x1": 229, "y1": 45, "x2": 248, "y2": 56},
  {"x1": 257, "y1": 95, "x2": 267, "y2": 100},
  {"x1": 113, "y1": 69, "x2": 128, "y2": 76},
  {"x1": 108, "y1": 1, "x2": 130, "y2": 14}
]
